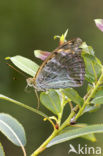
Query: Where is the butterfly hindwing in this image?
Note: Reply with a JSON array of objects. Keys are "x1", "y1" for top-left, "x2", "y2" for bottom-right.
[{"x1": 35, "y1": 38, "x2": 85, "y2": 91}]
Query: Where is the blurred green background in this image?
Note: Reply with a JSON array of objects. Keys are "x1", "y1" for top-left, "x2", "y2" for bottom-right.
[{"x1": 0, "y1": 0, "x2": 103, "y2": 156}]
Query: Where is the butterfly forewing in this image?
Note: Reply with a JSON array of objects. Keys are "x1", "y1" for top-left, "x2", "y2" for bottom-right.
[{"x1": 35, "y1": 38, "x2": 85, "y2": 91}]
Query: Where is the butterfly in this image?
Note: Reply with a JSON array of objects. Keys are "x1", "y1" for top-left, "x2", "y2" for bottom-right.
[{"x1": 27, "y1": 38, "x2": 85, "y2": 91}]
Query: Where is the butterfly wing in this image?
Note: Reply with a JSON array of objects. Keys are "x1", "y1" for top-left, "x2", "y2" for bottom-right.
[{"x1": 35, "y1": 38, "x2": 85, "y2": 91}]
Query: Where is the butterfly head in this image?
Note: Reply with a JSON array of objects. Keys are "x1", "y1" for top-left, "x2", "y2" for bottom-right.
[
  {"x1": 26, "y1": 77, "x2": 35, "y2": 88},
  {"x1": 26, "y1": 77, "x2": 43, "y2": 91}
]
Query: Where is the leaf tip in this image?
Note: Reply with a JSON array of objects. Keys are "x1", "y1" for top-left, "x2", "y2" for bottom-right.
[
  {"x1": 94, "y1": 19, "x2": 103, "y2": 32},
  {"x1": 34, "y1": 50, "x2": 50, "y2": 61},
  {"x1": 92, "y1": 137, "x2": 96, "y2": 142},
  {"x1": 5, "y1": 57, "x2": 10, "y2": 60}
]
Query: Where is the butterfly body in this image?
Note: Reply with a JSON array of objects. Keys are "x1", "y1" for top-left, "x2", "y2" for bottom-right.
[{"x1": 27, "y1": 38, "x2": 85, "y2": 91}]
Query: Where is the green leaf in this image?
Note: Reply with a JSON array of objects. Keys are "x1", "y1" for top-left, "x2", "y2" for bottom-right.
[
  {"x1": 74, "y1": 124, "x2": 96, "y2": 142},
  {"x1": 81, "y1": 42, "x2": 95, "y2": 55},
  {"x1": 47, "y1": 124, "x2": 103, "y2": 147},
  {"x1": 0, "y1": 143, "x2": 5, "y2": 156},
  {"x1": 0, "y1": 113, "x2": 26, "y2": 146},
  {"x1": 62, "y1": 88, "x2": 84, "y2": 106},
  {"x1": 40, "y1": 90, "x2": 62, "y2": 115},
  {"x1": 7, "y1": 55, "x2": 39, "y2": 77},
  {"x1": 82, "y1": 54, "x2": 102, "y2": 83},
  {"x1": 91, "y1": 96, "x2": 103, "y2": 104},
  {"x1": 0, "y1": 94, "x2": 50, "y2": 121},
  {"x1": 83, "y1": 104, "x2": 101, "y2": 113},
  {"x1": 91, "y1": 88, "x2": 103, "y2": 104},
  {"x1": 87, "y1": 83, "x2": 93, "y2": 92},
  {"x1": 81, "y1": 133, "x2": 96, "y2": 142},
  {"x1": 93, "y1": 87, "x2": 103, "y2": 97},
  {"x1": 59, "y1": 123, "x2": 96, "y2": 142},
  {"x1": 54, "y1": 29, "x2": 68, "y2": 43}
]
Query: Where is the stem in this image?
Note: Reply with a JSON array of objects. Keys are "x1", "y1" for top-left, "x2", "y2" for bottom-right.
[
  {"x1": 0, "y1": 95, "x2": 55, "y2": 129},
  {"x1": 57, "y1": 92, "x2": 65, "y2": 126},
  {"x1": 75, "y1": 68, "x2": 103, "y2": 120},
  {"x1": 59, "y1": 108, "x2": 77, "y2": 131},
  {"x1": 31, "y1": 110, "x2": 76, "y2": 156},
  {"x1": 31, "y1": 129, "x2": 58, "y2": 156}
]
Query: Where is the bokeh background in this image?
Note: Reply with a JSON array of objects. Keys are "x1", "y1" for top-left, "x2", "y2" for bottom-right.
[{"x1": 0, "y1": 0, "x2": 103, "y2": 156}]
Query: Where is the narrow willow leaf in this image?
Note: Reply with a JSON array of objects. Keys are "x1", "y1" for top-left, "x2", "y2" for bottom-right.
[
  {"x1": 93, "y1": 88, "x2": 103, "y2": 97},
  {"x1": 6, "y1": 55, "x2": 39, "y2": 77},
  {"x1": 82, "y1": 54, "x2": 102, "y2": 83},
  {"x1": 63, "y1": 29, "x2": 68, "y2": 40},
  {"x1": 40, "y1": 90, "x2": 61, "y2": 115},
  {"x1": 0, "y1": 113, "x2": 26, "y2": 146},
  {"x1": 62, "y1": 88, "x2": 84, "y2": 106},
  {"x1": 83, "y1": 104, "x2": 101, "y2": 113},
  {"x1": 47, "y1": 124, "x2": 103, "y2": 147},
  {"x1": 81, "y1": 133, "x2": 96, "y2": 142},
  {"x1": 59, "y1": 123, "x2": 96, "y2": 142},
  {"x1": 0, "y1": 94, "x2": 50, "y2": 121},
  {"x1": 0, "y1": 143, "x2": 5, "y2": 156},
  {"x1": 73, "y1": 124, "x2": 96, "y2": 142},
  {"x1": 34, "y1": 50, "x2": 50, "y2": 60},
  {"x1": 91, "y1": 96, "x2": 103, "y2": 104}
]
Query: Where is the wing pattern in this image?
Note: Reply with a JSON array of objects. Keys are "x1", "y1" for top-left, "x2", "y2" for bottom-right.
[{"x1": 35, "y1": 38, "x2": 85, "y2": 91}]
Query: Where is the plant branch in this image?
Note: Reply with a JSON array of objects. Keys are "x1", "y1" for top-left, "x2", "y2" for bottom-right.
[
  {"x1": 31, "y1": 129, "x2": 58, "y2": 156},
  {"x1": 75, "y1": 67, "x2": 103, "y2": 120},
  {"x1": 0, "y1": 95, "x2": 55, "y2": 129},
  {"x1": 59, "y1": 106, "x2": 78, "y2": 131},
  {"x1": 31, "y1": 67, "x2": 103, "y2": 156},
  {"x1": 31, "y1": 109, "x2": 76, "y2": 156}
]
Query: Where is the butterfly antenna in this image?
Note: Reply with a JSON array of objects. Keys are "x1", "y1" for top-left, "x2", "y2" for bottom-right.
[
  {"x1": 35, "y1": 89, "x2": 40, "y2": 109},
  {"x1": 6, "y1": 63, "x2": 27, "y2": 78}
]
